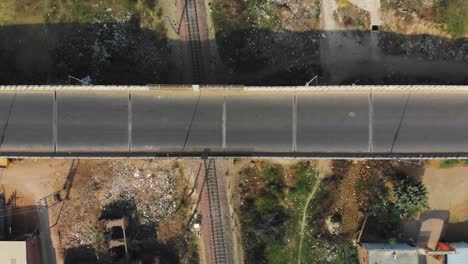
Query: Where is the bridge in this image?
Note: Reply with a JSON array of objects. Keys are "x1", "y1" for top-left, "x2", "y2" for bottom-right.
[{"x1": 1, "y1": 85, "x2": 468, "y2": 159}]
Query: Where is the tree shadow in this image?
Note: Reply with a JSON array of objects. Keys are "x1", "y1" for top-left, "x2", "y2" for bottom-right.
[{"x1": 64, "y1": 245, "x2": 97, "y2": 264}]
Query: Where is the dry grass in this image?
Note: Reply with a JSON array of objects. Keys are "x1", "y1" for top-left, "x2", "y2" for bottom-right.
[{"x1": 334, "y1": 0, "x2": 370, "y2": 29}]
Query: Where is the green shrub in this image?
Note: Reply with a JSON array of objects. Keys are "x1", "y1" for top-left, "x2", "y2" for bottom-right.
[
  {"x1": 254, "y1": 193, "x2": 279, "y2": 213},
  {"x1": 122, "y1": 0, "x2": 137, "y2": 9},
  {"x1": 435, "y1": 0, "x2": 468, "y2": 38},
  {"x1": 265, "y1": 242, "x2": 286, "y2": 264},
  {"x1": 440, "y1": 159, "x2": 468, "y2": 168},
  {"x1": 394, "y1": 177, "x2": 428, "y2": 218},
  {"x1": 261, "y1": 165, "x2": 284, "y2": 186}
]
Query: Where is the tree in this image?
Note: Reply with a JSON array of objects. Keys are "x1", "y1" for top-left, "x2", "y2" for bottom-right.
[{"x1": 394, "y1": 177, "x2": 428, "y2": 219}]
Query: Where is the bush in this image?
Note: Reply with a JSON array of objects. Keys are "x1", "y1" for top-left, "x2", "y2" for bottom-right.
[
  {"x1": 394, "y1": 177, "x2": 428, "y2": 218},
  {"x1": 435, "y1": 0, "x2": 468, "y2": 38},
  {"x1": 261, "y1": 165, "x2": 284, "y2": 187},
  {"x1": 254, "y1": 193, "x2": 279, "y2": 213},
  {"x1": 366, "y1": 176, "x2": 391, "y2": 216},
  {"x1": 265, "y1": 242, "x2": 286, "y2": 264},
  {"x1": 439, "y1": 159, "x2": 468, "y2": 168}
]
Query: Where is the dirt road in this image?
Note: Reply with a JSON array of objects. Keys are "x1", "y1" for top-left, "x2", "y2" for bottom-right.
[{"x1": 347, "y1": 0, "x2": 381, "y2": 26}]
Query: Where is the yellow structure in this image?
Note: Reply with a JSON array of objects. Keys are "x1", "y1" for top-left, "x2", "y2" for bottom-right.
[{"x1": 0, "y1": 158, "x2": 9, "y2": 168}]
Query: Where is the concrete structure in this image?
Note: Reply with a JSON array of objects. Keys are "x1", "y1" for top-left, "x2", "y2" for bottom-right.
[
  {"x1": 358, "y1": 243, "x2": 422, "y2": 264},
  {"x1": 106, "y1": 218, "x2": 128, "y2": 255},
  {"x1": 1, "y1": 85, "x2": 468, "y2": 158},
  {"x1": 0, "y1": 239, "x2": 40, "y2": 264}
]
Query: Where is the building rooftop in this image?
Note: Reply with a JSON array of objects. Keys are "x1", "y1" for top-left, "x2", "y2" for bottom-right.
[
  {"x1": 360, "y1": 243, "x2": 423, "y2": 264},
  {"x1": 448, "y1": 243, "x2": 468, "y2": 264},
  {"x1": 0, "y1": 241, "x2": 27, "y2": 264}
]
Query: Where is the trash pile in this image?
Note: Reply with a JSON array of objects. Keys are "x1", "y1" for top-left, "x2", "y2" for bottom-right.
[
  {"x1": 58, "y1": 160, "x2": 179, "y2": 249},
  {"x1": 269, "y1": 0, "x2": 318, "y2": 31},
  {"x1": 100, "y1": 161, "x2": 178, "y2": 224}
]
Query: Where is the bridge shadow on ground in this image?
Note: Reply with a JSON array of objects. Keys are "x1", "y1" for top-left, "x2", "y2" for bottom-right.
[
  {"x1": 64, "y1": 199, "x2": 184, "y2": 264},
  {"x1": 0, "y1": 22, "x2": 466, "y2": 85}
]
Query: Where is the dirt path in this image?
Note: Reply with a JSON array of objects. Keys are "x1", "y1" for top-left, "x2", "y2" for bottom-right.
[
  {"x1": 297, "y1": 175, "x2": 322, "y2": 264},
  {"x1": 297, "y1": 160, "x2": 331, "y2": 264},
  {"x1": 347, "y1": 0, "x2": 381, "y2": 26},
  {"x1": 321, "y1": 0, "x2": 341, "y2": 30},
  {"x1": 333, "y1": 161, "x2": 363, "y2": 235}
]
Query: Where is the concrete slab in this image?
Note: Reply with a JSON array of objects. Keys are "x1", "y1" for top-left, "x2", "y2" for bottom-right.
[
  {"x1": 132, "y1": 93, "x2": 223, "y2": 151},
  {"x1": 297, "y1": 93, "x2": 369, "y2": 152},
  {"x1": 57, "y1": 92, "x2": 128, "y2": 152},
  {"x1": 390, "y1": 93, "x2": 468, "y2": 153},
  {"x1": 0, "y1": 93, "x2": 53, "y2": 152},
  {"x1": 225, "y1": 94, "x2": 293, "y2": 152}
]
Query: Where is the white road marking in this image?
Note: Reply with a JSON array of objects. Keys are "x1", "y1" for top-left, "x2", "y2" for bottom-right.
[
  {"x1": 53, "y1": 91, "x2": 58, "y2": 152},
  {"x1": 222, "y1": 99, "x2": 226, "y2": 149},
  {"x1": 292, "y1": 95, "x2": 298, "y2": 152},
  {"x1": 128, "y1": 93, "x2": 132, "y2": 152},
  {"x1": 368, "y1": 90, "x2": 374, "y2": 153}
]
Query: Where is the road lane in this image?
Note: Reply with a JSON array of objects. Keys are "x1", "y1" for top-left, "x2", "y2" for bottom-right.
[
  {"x1": 372, "y1": 92, "x2": 410, "y2": 153},
  {"x1": 226, "y1": 94, "x2": 293, "y2": 152},
  {"x1": 390, "y1": 93, "x2": 468, "y2": 153},
  {"x1": 0, "y1": 89, "x2": 468, "y2": 156},
  {"x1": 297, "y1": 93, "x2": 369, "y2": 152},
  {"x1": 0, "y1": 92, "x2": 54, "y2": 152},
  {"x1": 57, "y1": 92, "x2": 128, "y2": 152},
  {"x1": 132, "y1": 92, "x2": 223, "y2": 151}
]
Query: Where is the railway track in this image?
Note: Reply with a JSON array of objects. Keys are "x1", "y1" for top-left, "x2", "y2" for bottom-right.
[
  {"x1": 206, "y1": 159, "x2": 227, "y2": 264},
  {"x1": 185, "y1": 0, "x2": 204, "y2": 83}
]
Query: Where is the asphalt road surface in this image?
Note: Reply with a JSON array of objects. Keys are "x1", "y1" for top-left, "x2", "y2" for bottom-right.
[{"x1": 1, "y1": 89, "x2": 468, "y2": 156}]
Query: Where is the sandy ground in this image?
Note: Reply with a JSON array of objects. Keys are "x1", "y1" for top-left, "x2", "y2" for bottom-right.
[
  {"x1": 381, "y1": 9, "x2": 452, "y2": 38},
  {"x1": 423, "y1": 163, "x2": 468, "y2": 223},
  {"x1": 347, "y1": 0, "x2": 381, "y2": 26},
  {"x1": 403, "y1": 162, "x2": 468, "y2": 243}
]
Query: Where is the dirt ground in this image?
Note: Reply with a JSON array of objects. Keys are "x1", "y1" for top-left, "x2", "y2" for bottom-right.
[
  {"x1": 331, "y1": 161, "x2": 363, "y2": 237},
  {"x1": 423, "y1": 161, "x2": 468, "y2": 223}
]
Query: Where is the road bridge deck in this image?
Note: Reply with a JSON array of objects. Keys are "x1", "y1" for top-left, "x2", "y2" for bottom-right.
[{"x1": 1, "y1": 86, "x2": 468, "y2": 158}]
